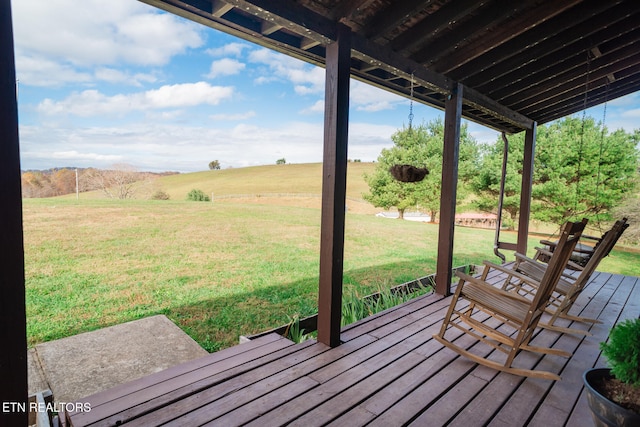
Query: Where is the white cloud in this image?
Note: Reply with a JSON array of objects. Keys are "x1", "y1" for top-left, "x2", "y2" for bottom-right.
[
  {"x1": 12, "y1": 0, "x2": 203, "y2": 86},
  {"x1": 350, "y1": 81, "x2": 405, "y2": 112},
  {"x1": 211, "y1": 111, "x2": 257, "y2": 121},
  {"x1": 37, "y1": 82, "x2": 234, "y2": 116},
  {"x1": 18, "y1": 120, "x2": 396, "y2": 172},
  {"x1": 94, "y1": 68, "x2": 158, "y2": 86},
  {"x1": 301, "y1": 100, "x2": 325, "y2": 115},
  {"x1": 206, "y1": 43, "x2": 250, "y2": 57},
  {"x1": 15, "y1": 55, "x2": 93, "y2": 87},
  {"x1": 249, "y1": 48, "x2": 325, "y2": 94},
  {"x1": 206, "y1": 58, "x2": 246, "y2": 79},
  {"x1": 621, "y1": 108, "x2": 640, "y2": 118}
]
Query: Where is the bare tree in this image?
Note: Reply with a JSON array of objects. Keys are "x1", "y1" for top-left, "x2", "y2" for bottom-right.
[{"x1": 83, "y1": 163, "x2": 142, "y2": 199}]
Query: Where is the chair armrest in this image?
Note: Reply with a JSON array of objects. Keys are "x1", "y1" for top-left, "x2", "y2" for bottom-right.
[
  {"x1": 455, "y1": 271, "x2": 531, "y2": 304},
  {"x1": 481, "y1": 260, "x2": 543, "y2": 289}
]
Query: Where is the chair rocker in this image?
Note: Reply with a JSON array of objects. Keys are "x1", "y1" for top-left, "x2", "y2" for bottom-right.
[
  {"x1": 434, "y1": 220, "x2": 586, "y2": 381},
  {"x1": 486, "y1": 218, "x2": 628, "y2": 336}
]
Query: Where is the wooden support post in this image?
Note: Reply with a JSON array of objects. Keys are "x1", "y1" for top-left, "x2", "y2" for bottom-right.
[
  {"x1": 517, "y1": 123, "x2": 537, "y2": 254},
  {"x1": 435, "y1": 83, "x2": 463, "y2": 296},
  {"x1": 317, "y1": 24, "x2": 351, "y2": 347},
  {"x1": 0, "y1": 2, "x2": 28, "y2": 425}
]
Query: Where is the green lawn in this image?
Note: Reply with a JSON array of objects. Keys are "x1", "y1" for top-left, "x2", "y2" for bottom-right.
[{"x1": 23, "y1": 168, "x2": 640, "y2": 352}]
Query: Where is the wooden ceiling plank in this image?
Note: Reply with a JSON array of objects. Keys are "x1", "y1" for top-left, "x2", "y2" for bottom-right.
[
  {"x1": 433, "y1": 0, "x2": 584, "y2": 74},
  {"x1": 362, "y1": 0, "x2": 433, "y2": 40},
  {"x1": 504, "y1": 47, "x2": 640, "y2": 109},
  {"x1": 390, "y1": 0, "x2": 482, "y2": 54},
  {"x1": 330, "y1": 0, "x2": 375, "y2": 22},
  {"x1": 488, "y1": 28, "x2": 640, "y2": 102},
  {"x1": 469, "y1": 11, "x2": 640, "y2": 91},
  {"x1": 533, "y1": 77, "x2": 640, "y2": 123},
  {"x1": 410, "y1": 0, "x2": 532, "y2": 65}
]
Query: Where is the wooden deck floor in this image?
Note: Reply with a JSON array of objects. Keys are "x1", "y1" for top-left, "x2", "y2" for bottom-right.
[{"x1": 65, "y1": 267, "x2": 639, "y2": 426}]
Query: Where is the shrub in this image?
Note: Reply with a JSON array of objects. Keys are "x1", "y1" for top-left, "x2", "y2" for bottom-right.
[
  {"x1": 600, "y1": 318, "x2": 640, "y2": 387},
  {"x1": 151, "y1": 190, "x2": 170, "y2": 200},
  {"x1": 186, "y1": 189, "x2": 210, "y2": 202}
]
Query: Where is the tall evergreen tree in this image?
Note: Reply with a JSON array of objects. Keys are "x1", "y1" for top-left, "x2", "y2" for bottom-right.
[{"x1": 474, "y1": 117, "x2": 639, "y2": 226}]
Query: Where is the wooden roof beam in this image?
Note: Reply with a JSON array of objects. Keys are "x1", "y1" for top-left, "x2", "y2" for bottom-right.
[
  {"x1": 363, "y1": 0, "x2": 432, "y2": 40},
  {"x1": 390, "y1": 0, "x2": 484, "y2": 54},
  {"x1": 469, "y1": 11, "x2": 640, "y2": 90},
  {"x1": 411, "y1": 0, "x2": 531, "y2": 65},
  {"x1": 442, "y1": 0, "x2": 620, "y2": 80},
  {"x1": 212, "y1": 0, "x2": 233, "y2": 17}
]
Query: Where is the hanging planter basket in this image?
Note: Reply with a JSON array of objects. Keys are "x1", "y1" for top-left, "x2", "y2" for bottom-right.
[{"x1": 389, "y1": 164, "x2": 429, "y2": 183}]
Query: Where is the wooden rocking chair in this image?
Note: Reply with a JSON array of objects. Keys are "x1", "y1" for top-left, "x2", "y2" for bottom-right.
[
  {"x1": 433, "y1": 220, "x2": 586, "y2": 381},
  {"x1": 534, "y1": 218, "x2": 628, "y2": 271},
  {"x1": 487, "y1": 218, "x2": 628, "y2": 336}
]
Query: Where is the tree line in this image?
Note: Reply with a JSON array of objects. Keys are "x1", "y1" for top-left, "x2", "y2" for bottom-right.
[
  {"x1": 364, "y1": 116, "x2": 639, "y2": 229},
  {"x1": 21, "y1": 164, "x2": 179, "y2": 199}
]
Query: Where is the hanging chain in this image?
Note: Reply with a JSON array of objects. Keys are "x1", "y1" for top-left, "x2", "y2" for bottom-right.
[
  {"x1": 594, "y1": 79, "x2": 609, "y2": 223},
  {"x1": 575, "y1": 51, "x2": 591, "y2": 216},
  {"x1": 408, "y1": 73, "x2": 414, "y2": 130}
]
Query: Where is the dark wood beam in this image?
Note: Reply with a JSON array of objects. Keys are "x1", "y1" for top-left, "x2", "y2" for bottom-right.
[
  {"x1": 317, "y1": 24, "x2": 351, "y2": 347},
  {"x1": 411, "y1": 0, "x2": 530, "y2": 65},
  {"x1": 506, "y1": 49, "x2": 640, "y2": 110},
  {"x1": 391, "y1": 0, "x2": 484, "y2": 54},
  {"x1": 363, "y1": 0, "x2": 431, "y2": 40},
  {"x1": 330, "y1": 0, "x2": 373, "y2": 22},
  {"x1": 462, "y1": 5, "x2": 640, "y2": 87},
  {"x1": 432, "y1": 0, "x2": 584, "y2": 74},
  {"x1": 0, "y1": 1, "x2": 28, "y2": 425},
  {"x1": 212, "y1": 0, "x2": 232, "y2": 17},
  {"x1": 435, "y1": 83, "x2": 463, "y2": 296},
  {"x1": 533, "y1": 74, "x2": 640, "y2": 123},
  {"x1": 462, "y1": 85, "x2": 534, "y2": 130},
  {"x1": 517, "y1": 124, "x2": 537, "y2": 255},
  {"x1": 519, "y1": 65, "x2": 640, "y2": 118},
  {"x1": 485, "y1": 21, "x2": 640, "y2": 101}
]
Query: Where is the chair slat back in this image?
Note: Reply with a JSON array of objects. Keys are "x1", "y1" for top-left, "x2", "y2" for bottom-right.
[
  {"x1": 531, "y1": 220, "x2": 586, "y2": 312},
  {"x1": 571, "y1": 218, "x2": 628, "y2": 289},
  {"x1": 602, "y1": 218, "x2": 628, "y2": 258}
]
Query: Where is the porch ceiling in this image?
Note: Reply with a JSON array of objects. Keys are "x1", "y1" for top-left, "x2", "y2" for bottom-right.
[{"x1": 139, "y1": 0, "x2": 640, "y2": 134}]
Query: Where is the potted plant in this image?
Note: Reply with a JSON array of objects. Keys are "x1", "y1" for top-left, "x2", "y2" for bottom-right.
[{"x1": 583, "y1": 318, "x2": 640, "y2": 426}]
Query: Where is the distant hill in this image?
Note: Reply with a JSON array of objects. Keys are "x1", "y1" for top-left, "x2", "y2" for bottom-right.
[
  {"x1": 53, "y1": 162, "x2": 380, "y2": 213},
  {"x1": 156, "y1": 162, "x2": 378, "y2": 213}
]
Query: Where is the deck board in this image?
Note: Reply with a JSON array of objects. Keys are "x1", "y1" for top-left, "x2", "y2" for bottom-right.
[{"x1": 66, "y1": 268, "x2": 639, "y2": 427}]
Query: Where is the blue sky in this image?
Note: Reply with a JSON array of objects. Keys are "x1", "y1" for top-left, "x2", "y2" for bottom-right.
[{"x1": 11, "y1": 0, "x2": 640, "y2": 173}]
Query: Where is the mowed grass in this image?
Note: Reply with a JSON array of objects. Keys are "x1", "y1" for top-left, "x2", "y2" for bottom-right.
[
  {"x1": 23, "y1": 197, "x2": 491, "y2": 352},
  {"x1": 24, "y1": 163, "x2": 640, "y2": 352}
]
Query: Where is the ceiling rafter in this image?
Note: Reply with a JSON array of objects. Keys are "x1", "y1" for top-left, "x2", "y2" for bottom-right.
[
  {"x1": 467, "y1": 10, "x2": 640, "y2": 90},
  {"x1": 431, "y1": 0, "x2": 584, "y2": 74},
  {"x1": 410, "y1": 0, "x2": 530, "y2": 65},
  {"x1": 489, "y1": 31, "x2": 640, "y2": 103},
  {"x1": 389, "y1": 0, "x2": 482, "y2": 54},
  {"x1": 506, "y1": 51, "x2": 640, "y2": 110},
  {"x1": 362, "y1": 0, "x2": 432, "y2": 40}
]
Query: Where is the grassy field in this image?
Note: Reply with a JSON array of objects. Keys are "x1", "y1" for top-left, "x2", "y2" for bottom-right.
[{"x1": 24, "y1": 163, "x2": 640, "y2": 352}]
